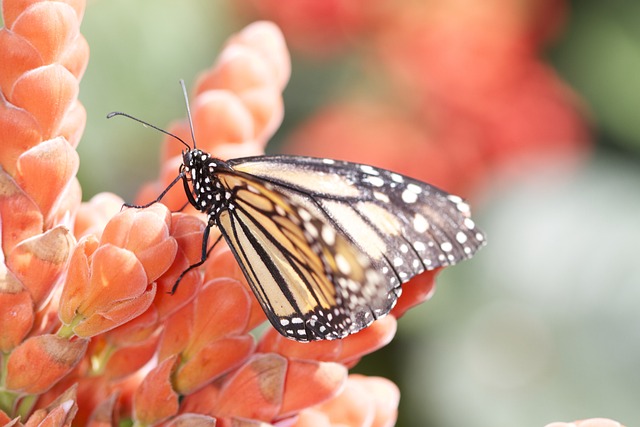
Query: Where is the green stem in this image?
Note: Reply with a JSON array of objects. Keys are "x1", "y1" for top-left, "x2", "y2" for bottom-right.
[
  {"x1": 57, "y1": 315, "x2": 84, "y2": 339},
  {"x1": 0, "y1": 389, "x2": 19, "y2": 418},
  {"x1": 15, "y1": 394, "x2": 36, "y2": 420}
]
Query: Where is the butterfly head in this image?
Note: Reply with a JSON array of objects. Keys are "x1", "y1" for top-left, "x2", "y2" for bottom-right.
[{"x1": 180, "y1": 149, "x2": 230, "y2": 214}]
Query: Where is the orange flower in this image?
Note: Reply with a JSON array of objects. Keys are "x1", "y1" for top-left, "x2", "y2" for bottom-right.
[
  {"x1": 22, "y1": 385, "x2": 78, "y2": 427},
  {"x1": 5, "y1": 334, "x2": 88, "y2": 395},
  {"x1": 1, "y1": 0, "x2": 87, "y2": 420},
  {"x1": 180, "y1": 353, "x2": 347, "y2": 424},
  {"x1": 133, "y1": 356, "x2": 180, "y2": 425},
  {"x1": 0, "y1": 264, "x2": 34, "y2": 352},
  {"x1": 58, "y1": 204, "x2": 177, "y2": 337},
  {"x1": 293, "y1": 374, "x2": 400, "y2": 427},
  {"x1": 158, "y1": 278, "x2": 255, "y2": 394}
]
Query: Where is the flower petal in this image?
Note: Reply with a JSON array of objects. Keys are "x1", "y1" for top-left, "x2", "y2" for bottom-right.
[
  {"x1": 164, "y1": 414, "x2": 216, "y2": 427},
  {"x1": 58, "y1": 235, "x2": 98, "y2": 325},
  {"x1": 79, "y1": 245, "x2": 148, "y2": 312},
  {"x1": 0, "y1": 29, "x2": 43, "y2": 97},
  {"x1": 74, "y1": 282, "x2": 156, "y2": 337},
  {"x1": 0, "y1": 167, "x2": 43, "y2": 254},
  {"x1": 11, "y1": 1, "x2": 80, "y2": 64},
  {"x1": 103, "y1": 330, "x2": 161, "y2": 380},
  {"x1": 16, "y1": 136, "x2": 79, "y2": 220},
  {"x1": 11, "y1": 65, "x2": 78, "y2": 140},
  {"x1": 7, "y1": 225, "x2": 75, "y2": 307},
  {"x1": 133, "y1": 355, "x2": 179, "y2": 425},
  {"x1": 0, "y1": 265, "x2": 34, "y2": 351},
  {"x1": 5, "y1": 334, "x2": 87, "y2": 394},
  {"x1": 280, "y1": 359, "x2": 347, "y2": 417},
  {"x1": 215, "y1": 353, "x2": 287, "y2": 421},
  {"x1": 175, "y1": 335, "x2": 255, "y2": 394}
]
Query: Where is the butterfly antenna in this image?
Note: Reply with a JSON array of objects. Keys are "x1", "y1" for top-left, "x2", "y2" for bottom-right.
[
  {"x1": 106, "y1": 111, "x2": 191, "y2": 150},
  {"x1": 179, "y1": 79, "x2": 198, "y2": 150}
]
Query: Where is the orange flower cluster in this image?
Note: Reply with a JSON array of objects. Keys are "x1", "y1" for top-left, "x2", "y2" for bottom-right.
[
  {"x1": 0, "y1": 1, "x2": 409, "y2": 425},
  {"x1": 237, "y1": 0, "x2": 591, "y2": 196},
  {"x1": 0, "y1": 1, "x2": 613, "y2": 426},
  {"x1": 1, "y1": 0, "x2": 87, "y2": 424}
]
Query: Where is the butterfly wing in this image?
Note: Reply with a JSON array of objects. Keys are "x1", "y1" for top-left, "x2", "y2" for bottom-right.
[
  {"x1": 228, "y1": 155, "x2": 486, "y2": 293},
  {"x1": 215, "y1": 172, "x2": 394, "y2": 342}
]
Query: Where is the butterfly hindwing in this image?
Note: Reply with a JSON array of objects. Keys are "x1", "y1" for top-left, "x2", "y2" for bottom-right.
[{"x1": 214, "y1": 171, "x2": 392, "y2": 341}]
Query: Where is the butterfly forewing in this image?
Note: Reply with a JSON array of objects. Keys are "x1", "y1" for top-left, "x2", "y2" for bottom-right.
[
  {"x1": 229, "y1": 155, "x2": 485, "y2": 285},
  {"x1": 215, "y1": 171, "x2": 391, "y2": 341}
]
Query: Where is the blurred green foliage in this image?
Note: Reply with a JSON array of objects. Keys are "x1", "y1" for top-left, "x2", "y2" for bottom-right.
[{"x1": 552, "y1": 0, "x2": 640, "y2": 154}]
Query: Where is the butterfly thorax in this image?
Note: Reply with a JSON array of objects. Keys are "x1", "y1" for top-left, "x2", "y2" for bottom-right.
[{"x1": 181, "y1": 149, "x2": 230, "y2": 216}]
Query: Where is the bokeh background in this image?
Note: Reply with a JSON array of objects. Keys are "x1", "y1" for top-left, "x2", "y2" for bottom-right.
[{"x1": 73, "y1": 1, "x2": 640, "y2": 426}]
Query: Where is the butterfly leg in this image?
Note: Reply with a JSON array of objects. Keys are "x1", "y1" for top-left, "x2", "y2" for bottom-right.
[
  {"x1": 124, "y1": 172, "x2": 185, "y2": 209},
  {"x1": 169, "y1": 225, "x2": 223, "y2": 294}
]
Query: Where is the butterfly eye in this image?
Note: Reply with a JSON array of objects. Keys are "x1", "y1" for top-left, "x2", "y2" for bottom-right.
[{"x1": 183, "y1": 150, "x2": 192, "y2": 165}]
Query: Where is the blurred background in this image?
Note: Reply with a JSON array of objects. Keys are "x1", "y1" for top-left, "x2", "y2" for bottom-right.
[{"x1": 76, "y1": 1, "x2": 640, "y2": 426}]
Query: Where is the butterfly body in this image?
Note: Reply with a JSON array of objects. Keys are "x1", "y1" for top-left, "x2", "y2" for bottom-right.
[{"x1": 181, "y1": 149, "x2": 233, "y2": 218}]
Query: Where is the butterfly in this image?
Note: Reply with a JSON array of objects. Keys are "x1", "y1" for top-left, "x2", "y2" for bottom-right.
[{"x1": 108, "y1": 81, "x2": 486, "y2": 342}]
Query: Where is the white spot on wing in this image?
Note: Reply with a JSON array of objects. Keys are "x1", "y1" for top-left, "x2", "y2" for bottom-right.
[
  {"x1": 373, "y1": 191, "x2": 390, "y2": 203},
  {"x1": 407, "y1": 183, "x2": 422, "y2": 194},
  {"x1": 321, "y1": 225, "x2": 336, "y2": 246},
  {"x1": 335, "y1": 253, "x2": 352, "y2": 275},
  {"x1": 367, "y1": 176, "x2": 385, "y2": 187},
  {"x1": 360, "y1": 165, "x2": 379, "y2": 175},
  {"x1": 402, "y1": 189, "x2": 418, "y2": 203},
  {"x1": 298, "y1": 208, "x2": 312, "y2": 221},
  {"x1": 413, "y1": 214, "x2": 429, "y2": 233}
]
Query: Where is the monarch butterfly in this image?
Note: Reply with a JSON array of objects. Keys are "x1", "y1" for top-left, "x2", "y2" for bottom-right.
[{"x1": 108, "y1": 81, "x2": 485, "y2": 342}]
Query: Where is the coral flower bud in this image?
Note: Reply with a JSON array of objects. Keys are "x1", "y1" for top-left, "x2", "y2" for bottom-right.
[
  {"x1": 7, "y1": 225, "x2": 75, "y2": 307},
  {"x1": 0, "y1": 265, "x2": 34, "y2": 352},
  {"x1": 164, "y1": 414, "x2": 217, "y2": 427},
  {"x1": 23, "y1": 385, "x2": 78, "y2": 427},
  {"x1": 133, "y1": 356, "x2": 180, "y2": 425},
  {"x1": 160, "y1": 278, "x2": 255, "y2": 394},
  {"x1": 100, "y1": 203, "x2": 177, "y2": 283},
  {"x1": 5, "y1": 335, "x2": 88, "y2": 394},
  {"x1": 59, "y1": 236, "x2": 156, "y2": 337}
]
